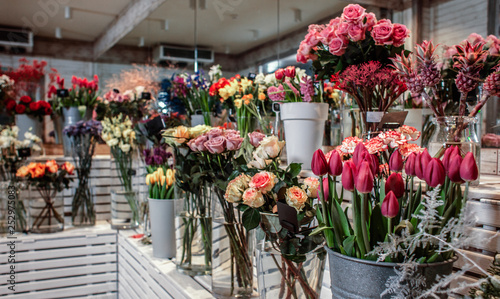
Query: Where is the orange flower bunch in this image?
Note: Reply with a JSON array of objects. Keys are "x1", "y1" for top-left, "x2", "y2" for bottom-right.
[{"x1": 16, "y1": 160, "x2": 75, "y2": 179}]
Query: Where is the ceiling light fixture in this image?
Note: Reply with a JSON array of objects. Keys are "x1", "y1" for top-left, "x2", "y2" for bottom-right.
[
  {"x1": 138, "y1": 37, "x2": 145, "y2": 47},
  {"x1": 55, "y1": 27, "x2": 62, "y2": 39},
  {"x1": 65, "y1": 6, "x2": 72, "y2": 19},
  {"x1": 164, "y1": 19, "x2": 169, "y2": 30},
  {"x1": 293, "y1": 8, "x2": 302, "y2": 23}
]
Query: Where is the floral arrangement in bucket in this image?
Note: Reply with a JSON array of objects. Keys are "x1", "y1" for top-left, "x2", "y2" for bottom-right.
[
  {"x1": 146, "y1": 167, "x2": 176, "y2": 199},
  {"x1": 48, "y1": 75, "x2": 99, "y2": 117},
  {"x1": 16, "y1": 161, "x2": 74, "y2": 233},
  {"x1": 101, "y1": 114, "x2": 139, "y2": 227},
  {"x1": 297, "y1": 4, "x2": 410, "y2": 79},
  {"x1": 63, "y1": 120, "x2": 103, "y2": 226},
  {"x1": 223, "y1": 134, "x2": 326, "y2": 298},
  {"x1": 311, "y1": 126, "x2": 479, "y2": 297}
]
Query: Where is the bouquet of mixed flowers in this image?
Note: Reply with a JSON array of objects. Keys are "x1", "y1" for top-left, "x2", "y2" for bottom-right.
[
  {"x1": 312, "y1": 125, "x2": 479, "y2": 296},
  {"x1": 96, "y1": 87, "x2": 149, "y2": 123},
  {"x1": 48, "y1": 75, "x2": 99, "y2": 117},
  {"x1": 265, "y1": 66, "x2": 318, "y2": 103},
  {"x1": 297, "y1": 4, "x2": 410, "y2": 79},
  {"x1": 16, "y1": 160, "x2": 74, "y2": 232},
  {"x1": 63, "y1": 120, "x2": 103, "y2": 226},
  {"x1": 4, "y1": 95, "x2": 52, "y2": 121}
]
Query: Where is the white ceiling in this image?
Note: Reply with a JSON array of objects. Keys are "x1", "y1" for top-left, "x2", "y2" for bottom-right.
[{"x1": 0, "y1": 0, "x2": 345, "y2": 55}]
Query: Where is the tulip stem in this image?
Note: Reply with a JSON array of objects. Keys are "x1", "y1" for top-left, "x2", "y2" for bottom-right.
[
  {"x1": 388, "y1": 217, "x2": 392, "y2": 236},
  {"x1": 463, "y1": 181, "x2": 470, "y2": 209},
  {"x1": 361, "y1": 193, "x2": 371, "y2": 254}
]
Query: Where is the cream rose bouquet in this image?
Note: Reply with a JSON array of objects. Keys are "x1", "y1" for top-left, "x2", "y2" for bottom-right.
[
  {"x1": 101, "y1": 114, "x2": 139, "y2": 223},
  {"x1": 224, "y1": 134, "x2": 324, "y2": 298}
]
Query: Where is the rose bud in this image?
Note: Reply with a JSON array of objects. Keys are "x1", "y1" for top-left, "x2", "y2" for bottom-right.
[
  {"x1": 284, "y1": 66, "x2": 296, "y2": 78},
  {"x1": 405, "y1": 152, "x2": 417, "y2": 176},
  {"x1": 342, "y1": 160, "x2": 356, "y2": 191},
  {"x1": 381, "y1": 191, "x2": 400, "y2": 219},
  {"x1": 389, "y1": 150, "x2": 403, "y2": 172},
  {"x1": 275, "y1": 68, "x2": 285, "y2": 80},
  {"x1": 311, "y1": 149, "x2": 328, "y2": 176},
  {"x1": 415, "y1": 149, "x2": 431, "y2": 180},
  {"x1": 424, "y1": 158, "x2": 446, "y2": 188},
  {"x1": 448, "y1": 154, "x2": 464, "y2": 184},
  {"x1": 442, "y1": 145, "x2": 460, "y2": 173},
  {"x1": 328, "y1": 150, "x2": 343, "y2": 176},
  {"x1": 353, "y1": 142, "x2": 369, "y2": 166},
  {"x1": 355, "y1": 161, "x2": 374, "y2": 194},
  {"x1": 460, "y1": 152, "x2": 479, "y2": 182},
  {"x1": 385, "y1": 173, "x2": 405, "y2": 198}
]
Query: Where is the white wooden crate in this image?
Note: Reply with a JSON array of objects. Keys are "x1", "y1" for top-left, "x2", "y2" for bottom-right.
[{"x1": 0, "y1": 223, "x2": 117, "y2": 298}]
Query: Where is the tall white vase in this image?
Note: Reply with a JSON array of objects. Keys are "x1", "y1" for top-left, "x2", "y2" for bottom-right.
[
  {"x1": 149, "y1": 198, "x2": 177, "y2": 259},
  {"x1": 281, "y1": 102, "x2": 329, "y2": 170}
]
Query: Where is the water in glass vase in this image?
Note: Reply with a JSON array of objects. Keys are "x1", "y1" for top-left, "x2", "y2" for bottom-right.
[
  {"x1": 110, "y1": 190, "x2": 139, "y2": 229},
  {"x1": 175, "y1": 213, "x2": 212, "y2": 276}
]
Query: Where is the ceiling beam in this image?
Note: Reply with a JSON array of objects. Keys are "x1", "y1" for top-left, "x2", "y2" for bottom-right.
[
  {"x1": 341, "y1": 0, "x2": 404, "y2": 11},
  {"x1": 93, "y1": 0, "x2": 166, "y2": 60}
]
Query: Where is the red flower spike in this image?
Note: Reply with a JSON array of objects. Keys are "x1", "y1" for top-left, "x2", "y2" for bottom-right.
[
  {"x1": 389, "y1": 150, "x2": 403, "y2": 172},
  {"x1": 311, "y1": 149, "x2": 328, "y2": 176},
  {"x1": 342, "y1": 160, "x2": 356, "y2": 192},
  {"x1": 460, "y1": 152, "x2": 479, "y2": 182},
  {"x1": 448, "y1": 154, "x2": 464, "y2": 184},
  {"x1": 275, "y1": 68, "x2": 285, "y2": 80},
  {"x1": 385, "y1": 173, "x2": 405, "y2": 198},
  {"x1": 424, "y1": 158, "x2": 446, "y2": 188},
  {"x1": 381, "y1": 191, "x2": 400, "y2": 218},
  {"x1": 328, "y1": 150, "x2": 343, "y2": 176},
  {"x1": 405, "y1": 152, "x2": 418, "y2": 176},
  {"x1": 355, "y1": 161, "x2": 374, "y2": 194}
]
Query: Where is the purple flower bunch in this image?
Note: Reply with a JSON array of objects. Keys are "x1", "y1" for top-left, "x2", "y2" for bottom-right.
[
  {"x1": 143, "y1": 145, "x2": 172, "y2": 166},
  {"x1": 187, "y1": 128, "x2": 244, "y2": 154},
  {"x1": 63, "y1": 120, "x2": 103, "y2": 138}
]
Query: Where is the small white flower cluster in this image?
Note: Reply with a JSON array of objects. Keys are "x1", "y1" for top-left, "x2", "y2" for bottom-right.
[
  {"x1": 0, "y1": 126, "x2": 41, "y2": 152},
  {"x1": 101, "y1": 114, "x2": 136, "y2": 153},
  {"x1": 208, "y1": 64, "x2": 222, "y2": 82},
  {"x1": 0, "y1": 74, "x2": 14, "y2": 90}
]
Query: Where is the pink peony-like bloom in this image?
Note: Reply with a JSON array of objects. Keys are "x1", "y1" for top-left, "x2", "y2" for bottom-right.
[
  {"x1": 347, "y1": 22, "x2": 365, "y2": 42},
  {"x1": 364, "y1": 12, "x2": 377, "y2": 31},
  {"x1": 300, "y1": 76, "x2": 315, "y2": 102},
  {"x1": 248, "y1": 131, "x2": 266, "y2": 147},
  {"x1": 242, "y1": 188, "x2": 265, "y2": 208},
  {"x1": 204, "y1": 136, "x2": 226, "y2": 154},
  {"x1": 329, "y1": 37, "x2": 348, "y2": 56},
  {"x1": 391, "y1": 23, "x2": 410, "y2": 47},
  {"x1": 342, "y1": 4, "x2": 366, "y2": 22},
  {"x1": 268, "y1": 85, "x2": 285, "y2": 102},
  {"x1": 284, "y1": 66, "x2": 296, "y2": 78},
  {"x1": 372, "y1": 19, "x2": 394, "y2": 45},
  {"x1": 396, "y1": 125, "x2": 420, "y2": 141},
  {"x1": 302, "y1": 177, "x2": 320, "y2": 198},
  {"x1": 249, "y1": 171, "x2": 277, "y2": 194},
  {"x1": 319, "y1": 25, "x2": 337, "y2": 46},
  {"x1": 286, "y1": 186, "x2": 309, "y2": 212}
]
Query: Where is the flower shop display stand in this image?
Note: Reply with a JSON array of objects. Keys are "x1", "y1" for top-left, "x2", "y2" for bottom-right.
[
  {"x1": 0, "y1": 223, "x2": 117, "y2": 298},
  {"x1": 117, "y1": 229, "x2": 213, "y2": 299}
]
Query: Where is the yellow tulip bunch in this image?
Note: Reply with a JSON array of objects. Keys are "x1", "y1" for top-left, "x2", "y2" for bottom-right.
[{"x1": 146, "y1": 167, "x2": 176, "y2": 199}]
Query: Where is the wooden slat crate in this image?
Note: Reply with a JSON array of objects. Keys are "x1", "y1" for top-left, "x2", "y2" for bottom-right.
[
  {"x1": 0, "y1": 224, "x2": 117, "y2": 298},
  {"x1": 117, "y1": 230, "x2": 214, "y2": 299}
]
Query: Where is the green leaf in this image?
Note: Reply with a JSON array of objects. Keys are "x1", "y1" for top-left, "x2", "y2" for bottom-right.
[
  {"x1": 342, "y1": 235, "x2": 356, "y2": 257},
  {"x1": 242, "y1": 208, "x2": 261, "y2": 231},
  {"x1": 310, "y1": 224, "x2": 332, "y2": 236},
  {"x1": 287, "y1": 163, "x2": 301, "y2": 178},
  {"x1": 369, "y1": 204, "x2": 386, "y2": 247}
]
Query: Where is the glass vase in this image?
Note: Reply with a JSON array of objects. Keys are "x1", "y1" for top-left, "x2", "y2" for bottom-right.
[
  {"x1": 71, "y1": 182, "x2": 95, "y2": 227},
  {"x1": 211, "y1": 187, "x2": 256, "y2": 297},
  {"x1": 175, "y1": 185, "x2": 212, "y2": 276},
  {"x1": 254, "y1": 214, "x2": 326, "y2": 299},
  {"x1": 110, "y1": 190, "x2": 139, "y2": 229},
  {"x1": 0, "y1": 181, "x2": 10, "y2": 234},
  {"x1": 29, "y1": 187, "x2": 64, "y2": 233},
  {"x1": 429, "y1": 116, "x2": 481, "y2": 184}
]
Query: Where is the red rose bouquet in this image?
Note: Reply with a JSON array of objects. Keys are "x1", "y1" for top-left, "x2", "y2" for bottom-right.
[{"x1": 6, "y1": 95, "x2": 52, "y2": 121}]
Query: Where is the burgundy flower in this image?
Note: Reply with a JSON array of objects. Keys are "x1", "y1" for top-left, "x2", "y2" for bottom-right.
[
  {"x1": 460, "y1": 152, "x2": 479, "y2": 182},
  {"x1": 424, "y1": 158, "x2": 446, "y2": 188},
  {"x1": 311, "y1": 149, "x2": 328, "y2": 176},
  {"x1": 342, "y1": 160, "x2": 356, "y2": 191},
  {"x1": 389, "y1": 150, "x2": 403, "y2": 172},
  {"x1": 328, "y1": 150, "x2": 343, "y2": 176},
  {"x1": 448, "y1": 154, "x2": 464, "y2": 184},
  {"x1": 385, "y1": 173, "x2": 405, "y2": 198},
  {"x1": 355, "y1": 161, "x2": 374, "y2": 194},
  {"x1": 381, "y1": 191, "x2": 399, "y2": 218}
]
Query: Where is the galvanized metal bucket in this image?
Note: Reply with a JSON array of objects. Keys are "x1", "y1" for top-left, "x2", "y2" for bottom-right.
[{"x1": 327, "y1": 247, "x2": 455, "y2": 299}]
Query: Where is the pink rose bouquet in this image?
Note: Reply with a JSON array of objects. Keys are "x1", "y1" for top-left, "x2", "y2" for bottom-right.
[{"x1": 297, "y1": 4, "x2": 410, "y2": 79}]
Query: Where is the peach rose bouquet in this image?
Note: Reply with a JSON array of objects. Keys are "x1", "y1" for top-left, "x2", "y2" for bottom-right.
[{"x1": 223, "y1": 135, "x2": 323, "y2": 298}]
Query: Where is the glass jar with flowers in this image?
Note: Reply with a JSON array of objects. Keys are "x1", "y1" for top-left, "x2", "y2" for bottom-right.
[
  {"x1": 16, "y1": 161, "x2": 74, "y2": 233},
  {"x1": 48, "y1": 75, "x2": 99, "y2": 156},
  {"x1": 265, "y1": 66, "x2": 329, "y2": 168},
  {"x1": 163, "y1": 125, "x2": 213, "y2": 276},
  {"x1": 0, "y1": 125, "x2": 42, "y2": 233},
  {"x1": 312, "y1": 125, "x2": 479, "y2": 298},
  {"x1": 297, "y1": 4, "x2": 410, "y2": 139},
  {"x1": 63, "y1": 120, "x2": 103, "y2": 226},
  {"x1": 225, "y1": 135, "x2": 326, "y2": 299},
  {"x1": 146, "y1": 167, "x2": 177, "y2": 259},
  {"x1": 101, "y1": 114, "x2": 139, "y2": 229}
]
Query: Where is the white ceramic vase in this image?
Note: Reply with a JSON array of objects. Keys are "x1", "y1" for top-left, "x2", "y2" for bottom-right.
[{"x1": 149, "y1": 198, "x2": 178, "y2": 259}]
